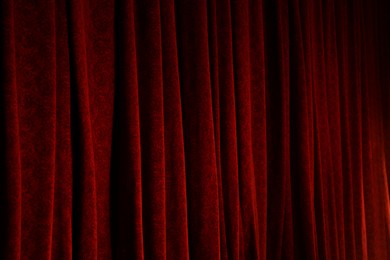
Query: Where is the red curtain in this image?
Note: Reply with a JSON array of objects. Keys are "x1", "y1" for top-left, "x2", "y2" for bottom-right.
[{"x1": 1, "y1": 0, "x2": 390, "y2": 259}]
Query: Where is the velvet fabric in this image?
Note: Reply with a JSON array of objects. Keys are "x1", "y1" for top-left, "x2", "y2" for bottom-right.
[{"x1": 1, "y1": 0, "x2": 390, "y2": 259}]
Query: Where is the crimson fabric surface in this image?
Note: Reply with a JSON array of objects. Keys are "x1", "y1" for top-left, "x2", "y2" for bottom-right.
[{"x1": 1, "y1": 0, "x2": 390, "y2": 259}]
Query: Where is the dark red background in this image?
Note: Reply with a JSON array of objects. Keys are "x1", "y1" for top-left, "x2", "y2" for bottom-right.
[{"x1": 1, "y1": 0, "x2": 389, "y2": 259}]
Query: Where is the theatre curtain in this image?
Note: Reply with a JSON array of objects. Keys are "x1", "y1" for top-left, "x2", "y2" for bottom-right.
[{"x1": 1, "y1": 0, "x2": 390, "y2": 259}]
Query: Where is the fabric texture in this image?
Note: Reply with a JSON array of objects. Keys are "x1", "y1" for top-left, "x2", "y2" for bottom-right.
[{"x1": 1, "y1": 0, "x2": 390, "y2": 259}]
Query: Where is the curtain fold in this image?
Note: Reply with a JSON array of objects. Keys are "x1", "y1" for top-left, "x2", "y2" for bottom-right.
[{"x1": 1, "y1": 0, "x2": 389, "y2": 259}]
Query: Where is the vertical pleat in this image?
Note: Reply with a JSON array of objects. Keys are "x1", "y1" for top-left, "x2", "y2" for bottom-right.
[
  {"x1": 365, "y1": 63, "x2": 390, "y2": 260},
  {"x1": 323, "y1": 0, "x2": 344, "y2": 258},
  {"x1": 349, "y1": 1, "x2": 368, "y2": 258},
  {"x1": 160, "y1": 0, "x2": 190, "y2": 259},
  {"x1": 289, "y1": 0, "x2": 318, "y2": 258},
  {"x1": 211, "y1": 0, "x2": 241, "y2": 258},
  {"x1": 111, "y1": 0, "x2": 143, "y2": 258},
  {"x1": 207, "y1": 0, "x2": 229, "y2": 258},
  {"x1": 175, "y1": 0, "x2": 221, "y2": 259},
  {"x1": 276, "y1": 1, "x2": 295, "y2": 259},
  {"x1": 84, "y1": 0, "x2": 116, "y2": 257},
  {"x1": 51, "y1": 0, "x2": 73, "y2": 259},
  {"x1": 7, "y1": 0, "x2": 58, "y2": 259},
  {"x1": 335, "y1": 1, "x2": 357, "y2": 258},
  {"x1": 68, "y1": 0, "x2": 116, "y2": 257},
  {"x1": 68, "y1": 0, "x2": 100, "y2": 258},
  {"x1": 230, "y1": 0, "x2": 261, "y2": 258},
  {"x1": 248, "y1": 0, "x2": 268, "y2": 258},
  {"x1": 134, "y1": 1, "x2": 166, "y2": 259},
  {"x1": 375, "y1": 0, "x2": 390, "y2": 256},
  {"x1": 264, "y1": 0, "x2": 292, "y2": 259},
  {"x1": 364, "y1": 2, "x2": 390, "y2": 257},
  {"x1": 311, "y1": 0, "x2": 333, "y2": 259},
  {"x1": 361, "y1": 2, "x2": 386, "y2": 256},
  {"x1": 0, "y1": 0, "x2": 22, "y2": 259}
]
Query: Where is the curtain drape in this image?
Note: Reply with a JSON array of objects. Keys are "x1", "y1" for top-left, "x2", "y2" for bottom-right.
[{"x1": 1, "y1": 0, "x2": 390, "y2": 259}]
